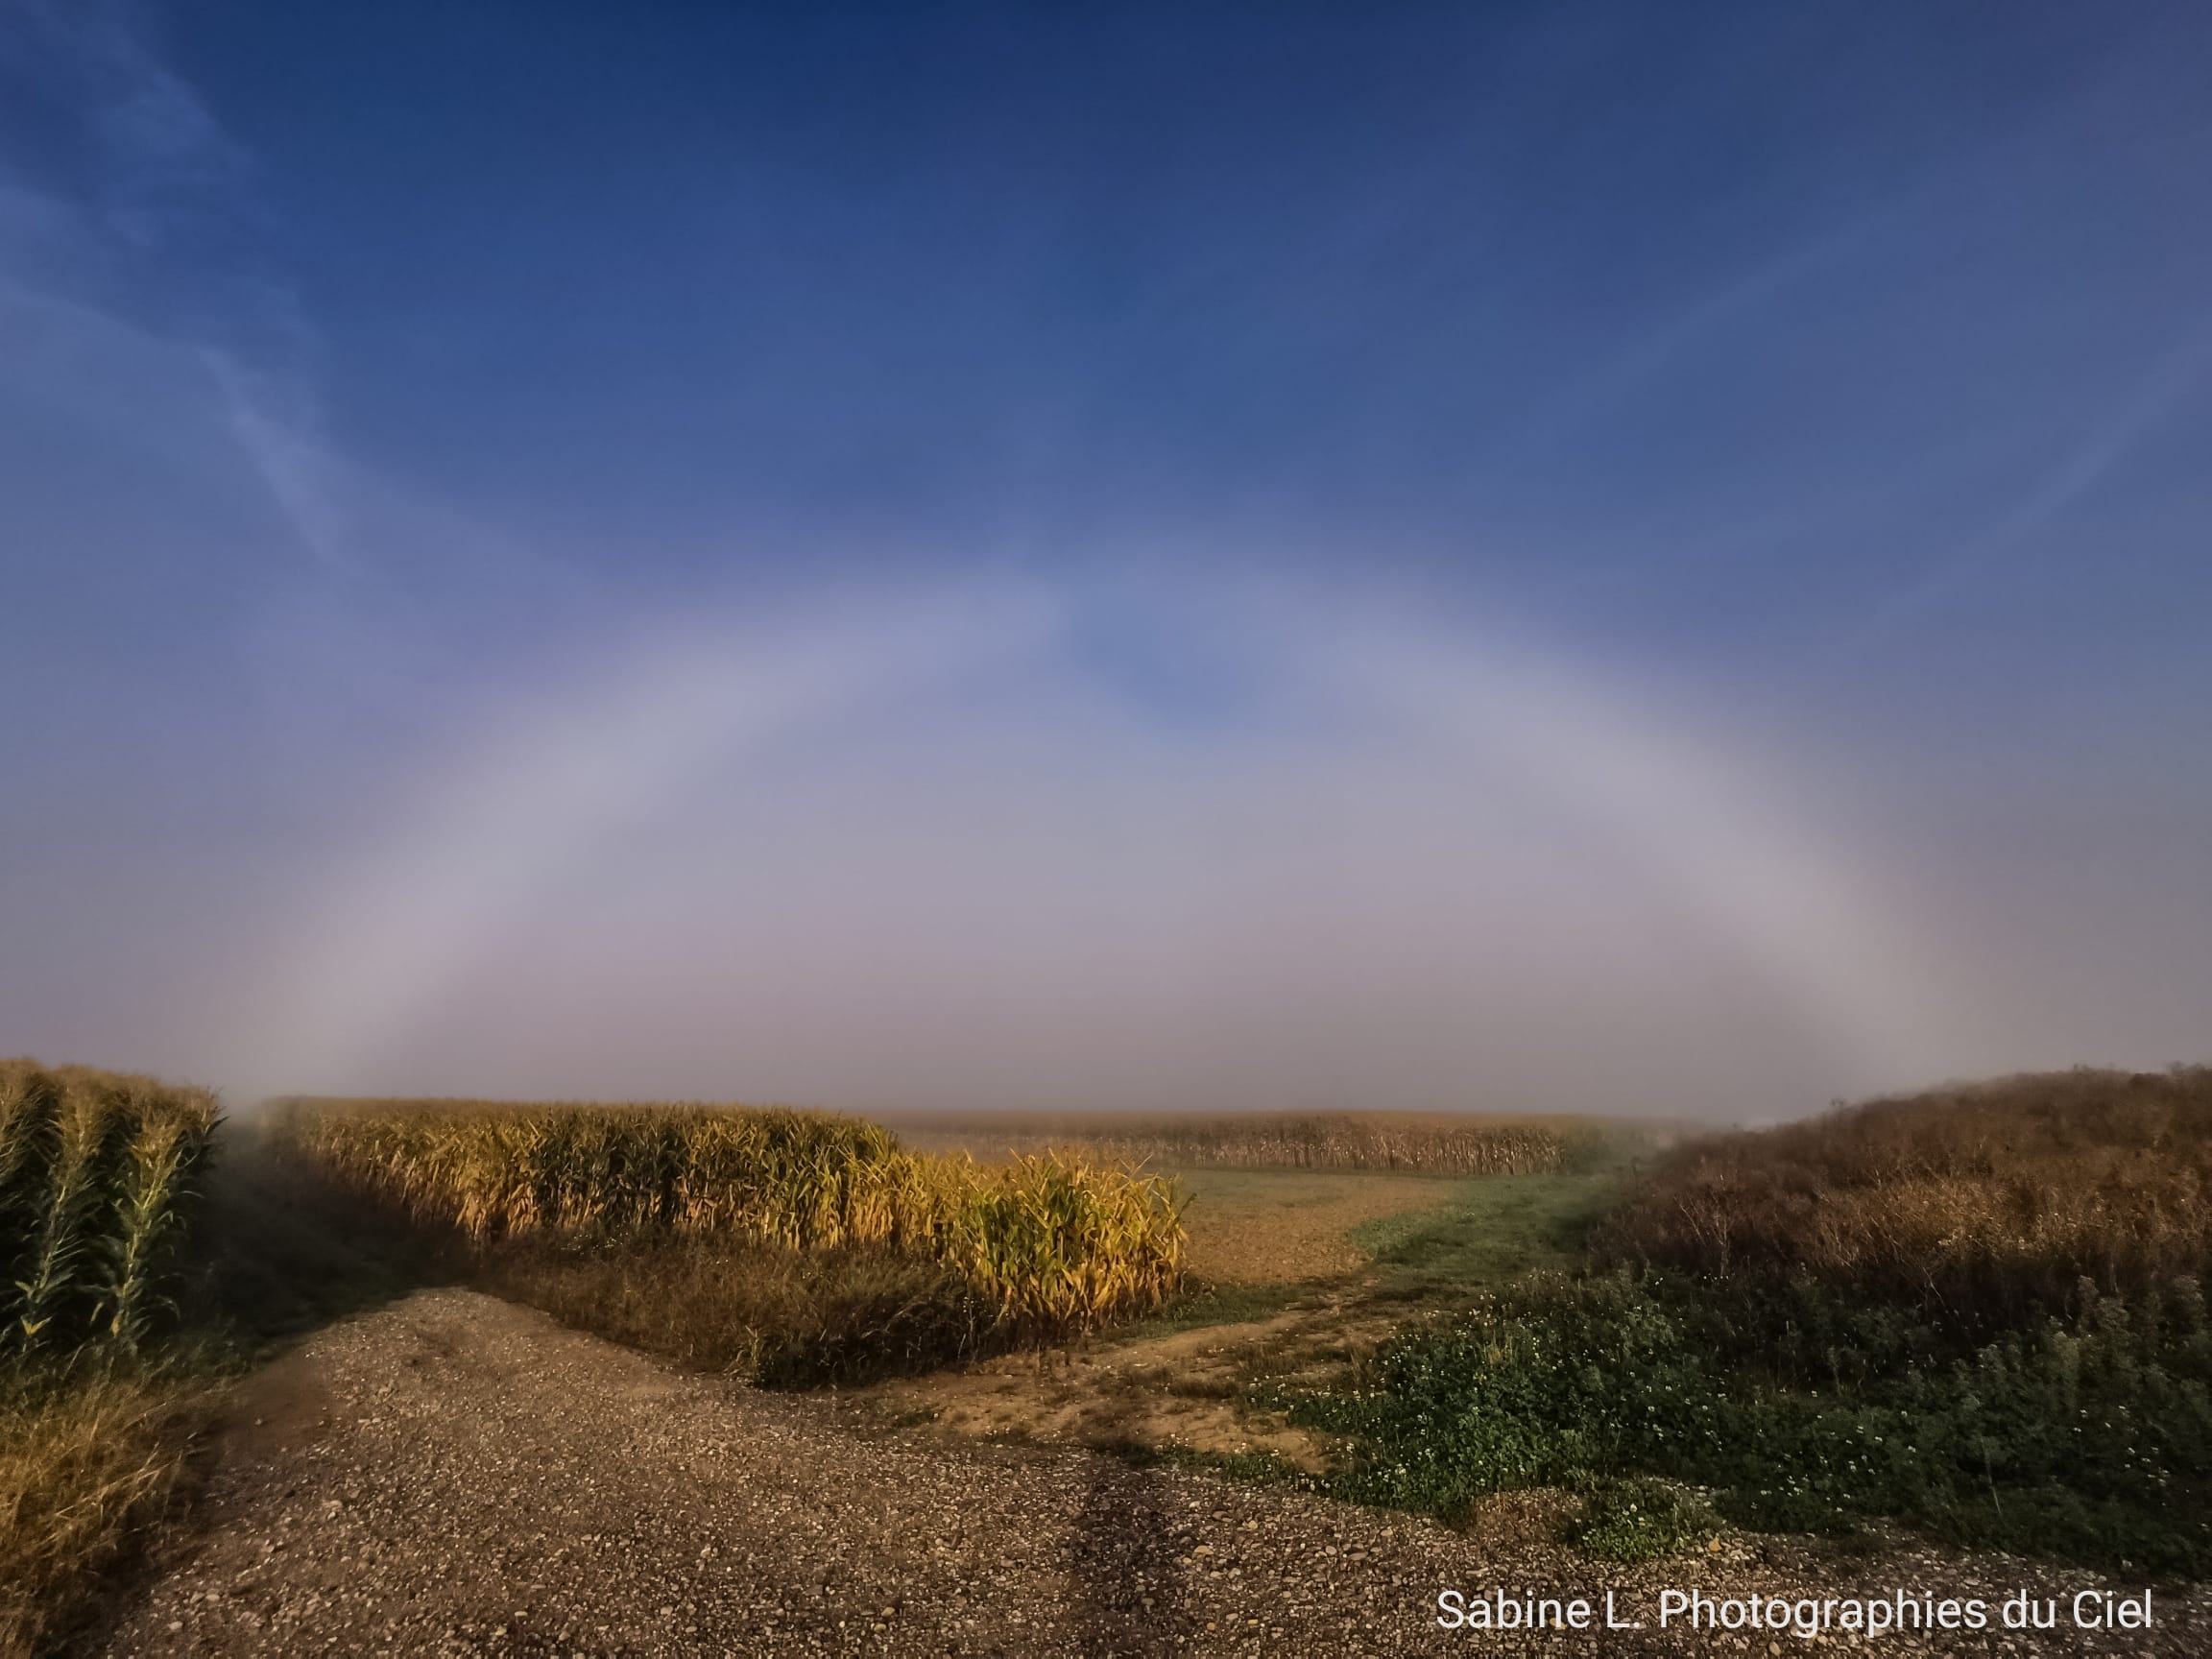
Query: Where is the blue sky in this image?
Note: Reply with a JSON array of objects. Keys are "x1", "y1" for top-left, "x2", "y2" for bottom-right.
[{"x1": 2, "y1": 1, "x2": 2206, "y2": 1116}]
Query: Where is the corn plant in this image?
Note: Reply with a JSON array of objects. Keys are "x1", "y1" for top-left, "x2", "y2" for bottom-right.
[
  {"x1": 0, "y1": 1068, "x2": 65, "y2": 1336},
  {"x1": 97, "y1": 1113, "x2": 211, "y2": 1353},
  {"x1": 0, "y1": 1061, "x2": 221, "y2": 1364},
  {"x1": 284, "y1": 1097, "x2": 1188, "y2": 1338}
]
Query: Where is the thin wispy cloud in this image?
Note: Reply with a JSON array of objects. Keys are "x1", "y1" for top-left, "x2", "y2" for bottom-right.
[
  {"x1": 1845, "y1": 313, "x2": 2212, "y2": 654},
  {"x1": 203, "y1": 345, "x2": 354, "y2": 572},
  {"x1": 0, "y1": 0, "x2": 350, "y2": 570},
  {"x1": 1469, "y1": 195, "x2": 1918, "y2": 494}
]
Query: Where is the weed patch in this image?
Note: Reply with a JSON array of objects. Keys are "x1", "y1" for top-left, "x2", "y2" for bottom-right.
[
  {"x1": 1350, "y1": 1173, "x2": 1620, "y2": 1301},
  {"x1": 1288, "y1": 1266, "x2": 2212, "y2": 1575},
  {"x1": 1565, "y1": 1478, "x2": 1715, "y2": 1563}
]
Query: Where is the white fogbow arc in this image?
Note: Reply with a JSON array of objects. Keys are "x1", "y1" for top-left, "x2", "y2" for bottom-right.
[{"x1": 247, "y1": 581, "x2": 1954, "y2": 1104}]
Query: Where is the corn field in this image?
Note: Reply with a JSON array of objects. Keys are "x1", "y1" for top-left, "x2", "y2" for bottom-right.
[
  {"x1": 885, "y1": 1109, "x2": 1628, "y2": 1176},
  {"x1": 0, "y1": 1062, "x2": 221, "y2": 1361},
  {"x1": 282, "y1": 1100, "x2": 1186, "y2": 1336}
]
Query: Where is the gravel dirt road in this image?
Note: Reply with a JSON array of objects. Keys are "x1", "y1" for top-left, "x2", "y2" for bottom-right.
[{"x1": 98, "y1": 1289, "x2": 2205, "y2": 1657}]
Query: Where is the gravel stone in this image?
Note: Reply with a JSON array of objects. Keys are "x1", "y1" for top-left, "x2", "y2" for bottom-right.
[{"x1": 99, "y1": 1289, "x2": 2209, "y2": 1656}]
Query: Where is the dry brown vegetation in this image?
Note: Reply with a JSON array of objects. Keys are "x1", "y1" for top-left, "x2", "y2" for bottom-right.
[
  {"x1": 1602, "y1": 1065, "x2": 2212, "y2": 1325},
  {"x1": 478, "y1": 1235, "x2": 996, "y2": 1384},
  {"x1": 0, "y1": 1372, "x2": 204, "y2": 1658},
  {"x1": 881, "y1": 1107, "x2": 1654, "y2": 1175}
]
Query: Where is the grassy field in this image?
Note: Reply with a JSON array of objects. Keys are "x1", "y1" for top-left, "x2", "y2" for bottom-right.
[
  {"x1": 1150, "y1": 1166, "x2": 1620, "y2": 1296},
  {"x1": 1351, "y1": 1171, "x2": 1623, "y2": 1299}
]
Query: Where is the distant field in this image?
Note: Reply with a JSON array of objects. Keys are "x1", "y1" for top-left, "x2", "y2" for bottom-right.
[
  {"x1": 878, "y1": 1109, "x2": 1661, "y2": 1309},
  {"x1": 1167, "y1": 1166, "x2": 1617, "y2": 1288},
  {"x1": 1177, "y1": 1167, "x2": 1465, "y2": 1284},
  {"x1": 879, "y1": 1106, "x2": 1676, "y2": 1175}
]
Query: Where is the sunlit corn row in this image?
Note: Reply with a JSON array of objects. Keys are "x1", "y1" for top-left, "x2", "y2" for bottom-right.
[
  {"x1": 285, "y1": 1100, "x2": 1185, "y2": 1335},
  {"x1": 942, "y1": 1154, "x2": 1185, "y2": 1335},
  {"x1": 0, "y1": 1061, "x2": 221, "y2": 1360}
]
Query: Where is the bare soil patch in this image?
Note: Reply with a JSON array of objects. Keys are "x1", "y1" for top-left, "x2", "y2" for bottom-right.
[
  {"x1": 1177, "y1": 1168, "x2": 1467, "y2": 1285},
  {"x1": 861, "y1": 1305, "x2": 1338, "y2": 1469}
]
